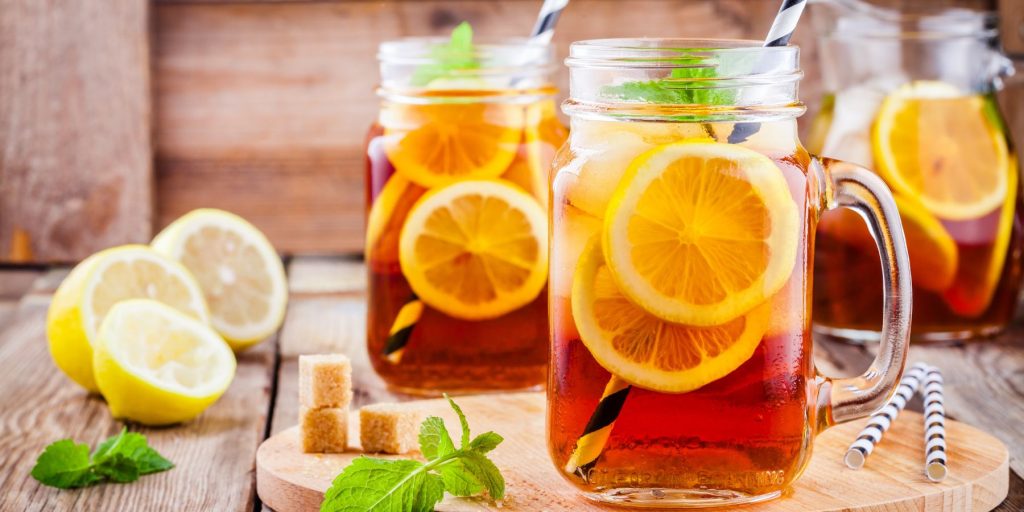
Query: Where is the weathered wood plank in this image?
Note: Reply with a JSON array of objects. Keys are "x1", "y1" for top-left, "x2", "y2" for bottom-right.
[
  {"x1": 287, "y1": 256, "x2": 366, "y2": 296},
  {"x1": 0, "y1": 0, "x2": 153, "y2": 264},
  {"x1": 0, "y1": 276, "x2": 277, "y2": 510},
  {"x1": 999, "y1": 0, "x2": 1024, "y2": 56}
]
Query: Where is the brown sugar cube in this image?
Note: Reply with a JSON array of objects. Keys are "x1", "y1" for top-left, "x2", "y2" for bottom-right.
[
  {"x1": 359, "y1": 403, "x2": 422, "y2": 454},
  {"x1": 300, "y1": 406, "x2": 349, "y2": 453},
  {"x1": 299, "y1": 354, "x2": 352, "y2": 408}
]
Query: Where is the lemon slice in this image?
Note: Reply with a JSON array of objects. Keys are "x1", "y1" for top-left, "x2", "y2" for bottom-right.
[
  {"x1": 572, "y1": 238, "x2": 769, "y2": 393},
  {"x1": 603, "y1": 141, "x2": 799, "y2": 326},
  {"x1": 383, "y1": 103, "x2": 523, "y2": 188},
  {"x1": 152, "y1": 209, "x2": 288, "y2": 351},
  {"x1": 46, "y1": 246, "x2": 209, "y2": 392},
  {"x1": 366, "y1": 176, "x2": 427, "y2": 266},
  {"x1": 873, "y1": 80, "x2": 1010, "y2": 221},
  {"x1": 398, "y1": 179, "x2": 548, "y2": 320},
  {"x1": 93, "y1": 299, "x2": 236, "y2": 425}
]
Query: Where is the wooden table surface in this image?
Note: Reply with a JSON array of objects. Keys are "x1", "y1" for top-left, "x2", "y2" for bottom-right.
[{"x1": 1, "y1": 256, "x2": 1022, "y2": 511}]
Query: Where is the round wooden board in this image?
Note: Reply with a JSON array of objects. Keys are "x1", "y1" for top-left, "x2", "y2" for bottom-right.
[{"x1": 257, "y1": 392, "x2": 1009, "y2": 512}]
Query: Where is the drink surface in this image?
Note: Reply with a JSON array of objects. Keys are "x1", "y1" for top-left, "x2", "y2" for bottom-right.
[
  {"x1": 811, "y1": 85, "x2": 1023, "y2": 341},
  {"x1": 548, "y1": 116, "x2": 817, "y2": 498},
  {"x1": 366, "y1": 89, "x2": 566, "y2": 393}
]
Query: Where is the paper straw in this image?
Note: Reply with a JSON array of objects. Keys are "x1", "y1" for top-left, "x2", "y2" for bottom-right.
[
  {"x1": 765, "y1": 0, "x2": 809, "y2": 47},
  {"x1": 729, "y1": 0, "x2": 808, "y2": 143},
  {"x1": 382, "y1": 294, "x2": 423, "y2": 364},
  {"x1": 923, "y1": 366, "x2": 948, "y2": 482},
  {"x1": 563, "y1": 376, "x2": 631, "y2": 476},
  {"x1": 529, "y1": 0, "x2": 570, "y2": 44},
  {"x1": 845, "y1": 362, "x2": 929, "y2": 469}
]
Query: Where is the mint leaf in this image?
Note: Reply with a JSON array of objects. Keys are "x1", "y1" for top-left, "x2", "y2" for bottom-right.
[
  {"x1": 94, "y1": 453, "x2": 139, "y2": 483},
  {"x1": 411, "y1": 22, "x2": 480, "y2": 87},
  {"x1": 31, "y1": 439, "x2": 99, "y2": 489},
  {"x1": 457, "y1": 451, "x2": 505, "y2": 500},
  {"x1": 321, "y1": 458, "x2": 444, "y2": 512},
  {"x1": 321, "y1": 397, "x2": 506, "y2": 510},
  {"x1": 437, "y1": 460, "x2": 484, "y2": 497},
  {"x1": 445, "y1": 394, "x2": 470, "y2": 448},
  {"x1": 419, "y1": 416, "x2": 456, "y2": 461},
  {"x1": 468, "y1": 432, "x2": 502, "y2": 454},
  {"x1": 30, "y1": 429, "x2": 173, "y2": 489}
]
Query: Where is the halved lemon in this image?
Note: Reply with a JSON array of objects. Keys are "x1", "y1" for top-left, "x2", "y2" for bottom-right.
[
  {"x1": 572, "y1": 238, "x2": 769, "y2": 393},
  {"x1": 818, "y1": 195, "x2": 959, "y2": 293},
  {"x1": 398, "y1": 179, "x2": 548, "y2": 320},
  {"x1": 93, "y1": 299, "x2": 236, "y2": 425},
  {"x1": 603, "y1": 141, "x2": 799, "y2": 326},
  {"x1": 383, "y1": 103, "x2": 523, "y2": 188},
  {"x1": 152, "y1": 209, "x2": 288, "y2": 351},
  {"x1": 873, "y1": 81, "x2": 1010, "y2": 221},
  {"x1": 46, "y1": 246, "x2": 210, "y2": 392},
  {"x1": 366, "y1": 176, "x2": 427, "y2": 266}
]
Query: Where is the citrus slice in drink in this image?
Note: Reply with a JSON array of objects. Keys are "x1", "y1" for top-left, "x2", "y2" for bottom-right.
[
  {"x1": 572, "y1": 238, "x2": 769, "y2": 393},
  {"x1": 398, "y1": 179, "x2": 548, "y2": 320},
  {"x1": 93, "y1": 299, "x2": 236, "y2": 425},
  {"x1": 943, "y1": 155, "x2": 1019, "y2": 317},
  {"x1": 46, "y1": 245, "x2": 210, "y2": 392},
  {"x1": 818, "y1": 195, "x2": 959, "y2": 293},
  {"x1": 603, "y1": 141, "x2": 799, "y2": 326},
  {"x1": 383, "y1": 103, "x2": 523, "y2": 188},
  {"x1": 872, "y1": 80, "x2": 1010, "y2": 221},
  {"x1": 152, "y1": 209, "x2": 288, "y2": 351},
  {"x1": 366, "y1": 175, "x2": 427, "y2": 266}
]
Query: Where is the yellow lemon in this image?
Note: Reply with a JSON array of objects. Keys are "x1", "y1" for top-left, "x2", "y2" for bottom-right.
[
  {"x1": 152, "y1": 209, "x2": 288, "y2": 351},
  {"x1": 93, "y1": 299, "x2": 236, "y2": 425},
  {"x1": 47, "y1": 246, "x2": 209, "y2": 392}
]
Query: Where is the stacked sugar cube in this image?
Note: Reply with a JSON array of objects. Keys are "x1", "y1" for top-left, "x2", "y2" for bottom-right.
[
  {"x1": 299, "y1": 354, "x2": 352, "y2": 453},
  {"x1": 297, "y1": 353, "x2": 422, "y2": 455}
]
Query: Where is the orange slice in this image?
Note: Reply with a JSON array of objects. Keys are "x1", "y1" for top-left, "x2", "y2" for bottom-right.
[
  {"x1": 383, "y1": 103, "x2": 523, "y2": 188},
  {"x1": 398, "y1": 179, "x2": 548, "y2": 320},
  {"x1": 603, "y1": 141, "x2": 799, "y2": 326},
  {"x1": 818, "y1": 194, "x2": 958, "y2": 293},
  {"x1": 572, "y1": 238, "x2": 769, "y2": 393},
  {"x1": 872, "y1": 81, "x2": 1010, "y2": 221}
]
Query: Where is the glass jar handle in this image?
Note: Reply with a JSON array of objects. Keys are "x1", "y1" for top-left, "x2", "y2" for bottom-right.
[{"x1": 813, "y1": 157, "x2": 913, "y2": 429}]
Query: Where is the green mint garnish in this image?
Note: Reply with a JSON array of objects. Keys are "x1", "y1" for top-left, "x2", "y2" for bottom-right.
[
  {"x1": 411, "y1": 22, "x2": 480, "y2": 87},
  {"x1": 320, "y1": 396, "x2": 506, "y2": 512},
  {"x1": 31, "y1": 427, "x2": 174, "y2": 489}
]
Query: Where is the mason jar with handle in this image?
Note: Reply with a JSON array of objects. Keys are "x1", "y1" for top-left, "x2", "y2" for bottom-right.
[{"x1": 546, "y1": 38, "x2": 912, "y2": 508}]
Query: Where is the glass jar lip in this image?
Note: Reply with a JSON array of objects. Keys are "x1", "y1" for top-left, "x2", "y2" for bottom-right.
[
  {"x1": 378, "y1": 36, "x2": 555, "y2": 67},
  {"x1": 566, "y1": 38, "x2": 798, "y2": 69},
  {"x1": 815, "y1": 5, "x2": 999, "y2": 41}
]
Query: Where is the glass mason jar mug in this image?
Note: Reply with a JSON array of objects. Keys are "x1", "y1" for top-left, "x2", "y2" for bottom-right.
[
  {"x1": 547, "y1": 39, "x2": 912, "y2": 507},
  {"x1": 365, "y1": 38, "x2": 567, "y2": 394},
  {"x1": 809, "y1": 2, "x2": 1022, "y2": 342}
]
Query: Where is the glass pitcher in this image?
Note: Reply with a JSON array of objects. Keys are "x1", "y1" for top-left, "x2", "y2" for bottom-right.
[
  {"x1": 365, "y1": 37, "x2": 566, "y2": 394},
  {"x1": 547, "y1": 38, "x2": 911, "y2": 507},
  {"x1": 809, "y1": 0, "x2": 1022, "y2": 343}
]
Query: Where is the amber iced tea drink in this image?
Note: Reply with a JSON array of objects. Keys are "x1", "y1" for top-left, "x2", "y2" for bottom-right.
[
  {"x1": 365, "y1": 34, "x2": 567, "y2": 394},
  {"x1": 809, "y1": 6, "x2": 1022, "y2": 342},
  {"x1": 548, "y1": 40, "x2": 912, "y2": 507}
]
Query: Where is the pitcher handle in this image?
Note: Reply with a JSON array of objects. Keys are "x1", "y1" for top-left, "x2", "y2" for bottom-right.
[{"x1": 813, "y1": 157, "x2": 913, "y2": 428}]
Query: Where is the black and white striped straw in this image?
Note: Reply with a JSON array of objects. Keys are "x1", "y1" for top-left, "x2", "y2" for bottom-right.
[
  {"x1": 765, "y1": 0, "x2": 809, "y2": 47},
  {"x1": 529, "y1": 0, "x2": 570, "y2": 44},
  {"x1": 728, "y1": 0, "x2": 808, "y2": 143},
  {"x1": 845, "y1": 362, "x2": 929, "y2": 469},
  {"x1": 923, "y1": 366, "x2": 948, "y2": 482}
]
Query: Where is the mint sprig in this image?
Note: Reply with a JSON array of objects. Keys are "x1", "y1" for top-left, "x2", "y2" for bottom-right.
[
  {"x1": 31, "y1": 427, "x2": 174, "y2": 489},
  {"x1": 320, "y1": 396, "x2": 506, "y2": 512},
  {"x1": 411, "y1": 22, "x2": 480, "y2": 87}
]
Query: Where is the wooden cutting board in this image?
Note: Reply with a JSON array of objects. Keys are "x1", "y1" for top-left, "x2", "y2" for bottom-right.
[{"x1": 256, "y1": 392, "x2": 1009, "y2": 512}]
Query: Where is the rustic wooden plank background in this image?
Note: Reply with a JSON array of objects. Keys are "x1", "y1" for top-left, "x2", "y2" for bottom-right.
[
  {"x1": 0, "y1": 0, "x2": 153, "y2": 263},
  {"x1": 1, "y1": 0, "x2": 1019, "y2": 261}
]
